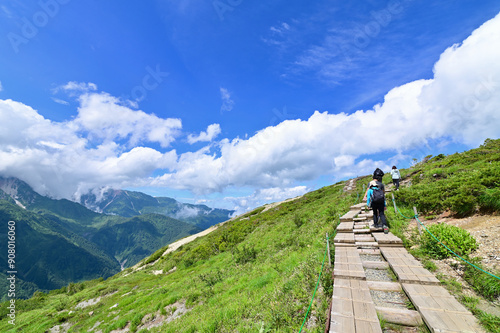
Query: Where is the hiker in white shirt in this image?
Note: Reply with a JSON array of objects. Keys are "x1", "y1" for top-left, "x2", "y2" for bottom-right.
[{"x1": 390, "y1": 166, "x2": 401, "y2": 190}]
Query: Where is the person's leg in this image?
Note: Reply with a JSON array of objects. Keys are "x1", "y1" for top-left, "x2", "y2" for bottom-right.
[
  {"x1": 377, "y1": 205, "x2": 388, "y2": 233},
  {"x1": 373, "y1": 205, "x2": 383, "y2": 228},
  {"x1": 395, "y1": 179, "x2": 400, "y2": 190},
  {"x1": 372, "y1": 207, "x2": 379, "y2": 227}
]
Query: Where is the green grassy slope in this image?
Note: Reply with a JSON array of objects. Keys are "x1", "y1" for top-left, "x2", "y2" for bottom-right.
[
  {"x1": 0, "y1": 201, "x2": 120, "y2": 301},
  {"x1": 2, "y1": 139, "x2": 499, "y2": 332},
  {"x1": 393, "y1": 138, "x2": 500, "y2": 216},
  {"x1": 89, "y1": 214, "x2": 201, "y2": 268},
  {"x1": 0, "y1": 182, "x2": 355, "y2": 332}
]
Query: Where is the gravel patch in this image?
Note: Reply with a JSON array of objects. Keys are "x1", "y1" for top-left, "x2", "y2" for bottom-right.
[
  {"x1": 370, "y1": 290, "x2": 409, "y2": 310},
  {"x1": 360, "y1": 254, "x2": 384, "y2": 262},
  {"x1": 365, "y1": 268, "x2": 394, "y2": 281}
]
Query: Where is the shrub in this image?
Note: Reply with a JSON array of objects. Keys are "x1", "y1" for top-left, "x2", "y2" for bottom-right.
[
  {"x1": 479, "y1": 188, "x2": 500, "y2": 211},
  {"x1": 420, "y1": 223, "x2": 477, "y2": 259},
  {"x1": 232, "y1": 244, "x2": 257, "y2": 264},
  {"x1": 463, "y1": 257, "x2": 500, "y2": 301},
  {"x1": 293, "y1": 214, "x2": 304, "y2": 228}
]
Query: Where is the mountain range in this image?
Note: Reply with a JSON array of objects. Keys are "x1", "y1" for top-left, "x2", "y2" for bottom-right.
[{"x1": 0, "y1": 177, "x2": 233, "y2": 301}]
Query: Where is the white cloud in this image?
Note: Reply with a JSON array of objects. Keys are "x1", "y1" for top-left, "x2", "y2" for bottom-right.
[
  {"x1": 52, "y1": 97, "x2": 69, "y2": 105},
  {"x1": 1, "y1": 13, "x2": 500, "y2": 212},
  {"x1": 187, "y1": 124, "x2": 221, "y2": 144},
  {"x1": 220, "y1": 87, "x2": 234, "y2": 113},
  {"x1": 0, "y1": 92, "x2": 179, "y2": 199},
  {"x1": 270, "y1": 22, "x2": 291, "y2": 34},
  {"x1": 225, "y1": 186, "x2": 309, "y2": 216},
  {"x1": 152, "y1": 12, "x2": 500, "y2": 194},
  {"x1": 174, "y1": 205, "x2": 200, "y2": 219},
  {"x1": 75, "y1": 92, "x2": 182, "y2": 147},
  {"x1": 54, "y1": 81, "x2": 98, "y2": 94}
]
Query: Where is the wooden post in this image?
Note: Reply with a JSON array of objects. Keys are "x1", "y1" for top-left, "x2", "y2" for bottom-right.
[
  {"x1": 326, "y1": 232, "x2": 332, "y2": 267},
  {"x1": 392, "y1": 193, "x2": 397, "y2": 212},
  {"x1": 413, "y1": 206, "x2": 421, "y2": 235}
]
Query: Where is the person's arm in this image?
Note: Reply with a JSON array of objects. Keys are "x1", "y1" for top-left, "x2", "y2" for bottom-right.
[{"x1": 363, "y1": 187, "x2": 369, "y2": 201}]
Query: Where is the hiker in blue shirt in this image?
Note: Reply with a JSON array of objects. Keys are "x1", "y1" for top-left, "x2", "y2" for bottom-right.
[
  {"x1": 365, "y1": 168, "x2": 388, "y2": 233},
  {"x1": 390, "y1": 166, "x2": 401, "y2": 190}
]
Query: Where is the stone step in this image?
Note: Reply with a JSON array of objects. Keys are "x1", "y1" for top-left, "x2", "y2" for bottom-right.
[
  {"x1": 330, "y1": 279, "x2": 382, "y2": 333},
  {"x1": 375, "y1": 307, "x2": 423, "y2": 327},
  {"x1": 402, "y1": 284, "x2": 482, "y2": 332},
  {"x1": 350, "y1": 203, "x2": 367, "y2": 210},
  {"x1": 373, "y1": 232, "x2": 403, "y2": 246},
  {"x1": 340, "y1": 209, "x2": 360, "y2": 222},
  {"x1": 337, "y1": 222, "x2": 354, "y2": 233},
  {"x1": 362, "y1": 261, "x2": 389, "y2": 269}
]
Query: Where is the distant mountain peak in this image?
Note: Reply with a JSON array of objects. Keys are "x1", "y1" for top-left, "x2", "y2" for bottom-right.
[{"x1": 0, "y1": 176, "x2": 41, "y2": 207}]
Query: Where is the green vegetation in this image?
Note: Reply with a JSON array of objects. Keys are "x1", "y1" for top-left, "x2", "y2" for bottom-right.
[
  {"x1": 394, "y1": 138, "x2": 500, "y2": 216},
  {"x1": 2, "y1": 139, "x2": 500, "y2": 332},
  {"x1": 0, "y1": 179, "x2": 205, "y2": 300},
  {"x1": 0, "y1": 182, "x2": 352, "y2": 332},
  {"x1": 420, "y1": 223, "x2": 477, "y2": 259},
  {"x1": 383, "y1": 139, "x2": 500, "y2": 333}
]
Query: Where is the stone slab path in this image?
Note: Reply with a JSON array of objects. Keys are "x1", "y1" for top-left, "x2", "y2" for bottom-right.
[{"x1": 329, "y1": 202, "x2": 483, "y2": 333}]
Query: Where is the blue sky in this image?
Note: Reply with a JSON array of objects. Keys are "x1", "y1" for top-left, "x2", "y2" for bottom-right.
[{"x1": 1, "y1": 1, "x2": 500, "y2": 213}]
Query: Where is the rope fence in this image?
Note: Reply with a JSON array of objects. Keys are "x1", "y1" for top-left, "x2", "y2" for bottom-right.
[
  {"x1": 298, "y1": 213, "x2": 341, "y2": 332},
  {"x1": 391, "y1": 198, "x2": 500, "y2": 281}
]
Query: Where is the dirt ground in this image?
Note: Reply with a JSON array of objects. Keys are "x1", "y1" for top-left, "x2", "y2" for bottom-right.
[
  {"x1": 423, "y1": 213, "x2": 500, "y2": 274},
  {"x1": 408, "y1": 213, "x2": 500, "y2": 317}
]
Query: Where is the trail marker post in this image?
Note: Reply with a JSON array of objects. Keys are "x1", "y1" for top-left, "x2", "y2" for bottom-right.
[{"x1": 326, "y1": 233, "x2": 331, "y2": 267}]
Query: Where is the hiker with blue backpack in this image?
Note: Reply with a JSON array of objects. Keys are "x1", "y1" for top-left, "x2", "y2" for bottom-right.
[{"x1": 363, "y1": 168, "x2": 388, "y2": 234}]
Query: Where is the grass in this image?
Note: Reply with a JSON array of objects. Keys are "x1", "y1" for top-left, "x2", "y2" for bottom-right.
[
  {"x1": 0, "y1": 183, "x2": 352, "y2": 332},
  {"x1": 3, "y1": 139, "x2": 500, "y2": 332}
]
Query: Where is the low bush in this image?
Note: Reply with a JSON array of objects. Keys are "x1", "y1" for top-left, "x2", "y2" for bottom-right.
[
  {"x1": 463, "y1": 257, "x2": 500, "y2": 301},
  {"x1": 232, "y1": 244, "x2": 257, "y2": 264},
  {"x1": 420, "y1": 223, "x2": 477, "y2": 259}
]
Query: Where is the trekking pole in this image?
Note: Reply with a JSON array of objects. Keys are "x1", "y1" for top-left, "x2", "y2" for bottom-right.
[{"x1": 392, "y1": 193, "x2": 397, "y2": 212}]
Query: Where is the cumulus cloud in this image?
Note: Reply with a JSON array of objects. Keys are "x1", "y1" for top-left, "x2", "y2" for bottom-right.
[
  {"x1": 225, "y1": 186, "x2": 309, "y2": 216},
  {"x1": 187, "y1": 124, "x2": 221, "y2": 144},
  {"x1": 1, "y1": 13, "x2": 500, "y2": 210},
  {"x1": 75, "y1": 92, "x2": 182, "y2": 147},
  {"x1": 153, "y1": 13, "x2": 500, "y2": 194},
  {"x1": 220, "y1": 87, "x2": 234, "y2": 113},
  {"x1": 0, "y1": 90, "x2": 180, "y2": 199}
]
